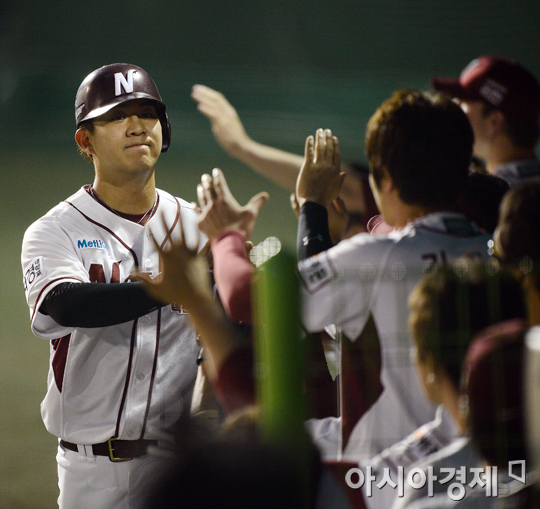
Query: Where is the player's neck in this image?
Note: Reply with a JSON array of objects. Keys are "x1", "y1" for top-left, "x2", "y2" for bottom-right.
[
  {"x1": 388, "y1": 201, "x2": 436, "y2": 229},
  {"x1": 446, "y1": 392, "x2": 468, "y2": 436},
  {"x1": 92, "y1": 175, "x2": 157, "y2": 215},
  {"x1": 484, "y1": 138, "x2": 537, "y2": 175}
]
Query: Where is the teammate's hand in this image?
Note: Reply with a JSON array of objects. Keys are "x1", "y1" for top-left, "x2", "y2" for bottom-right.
[
  {"x1": 134, "y1": 215, "x2": 213, "y2": 311},
  {"x1": 197, "y1": 168, "x2": 269, "y2": 241},
  {"x1": 290, "y1": 192, "x2": 301, "y2": 219},
  {"x1": 191, "y1": 85, "x2": 250, "y2": 158},
  {"x1": 296, "y1": 128, "x2": 345, "y2": 208},
  {"x1": 328, "y1": 197, "x2": 349, "y2": 244},
  {"x1": 292, "y1": 191, "x2": 348, "y2": 243}
]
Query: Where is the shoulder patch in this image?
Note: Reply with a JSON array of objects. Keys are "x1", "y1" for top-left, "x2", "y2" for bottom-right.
[
  {"x1": 298, "y1": 251, "x2": 335, "y2": 293},
  {"x1": 23, "y1": 257, "x2": 44, "y2": 296}
]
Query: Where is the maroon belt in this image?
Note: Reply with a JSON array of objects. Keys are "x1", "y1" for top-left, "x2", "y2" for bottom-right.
[{"x1": 60, "y1": 437, "x2": 158, "y2": 462}]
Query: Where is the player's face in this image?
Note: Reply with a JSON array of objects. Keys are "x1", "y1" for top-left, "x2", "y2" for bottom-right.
[
  {"x1": 88, "y1": 99, "x2": 163, "y2": 176},
  {"x1": 459, "y1": 100, "x2": 491, "y2": 161}
]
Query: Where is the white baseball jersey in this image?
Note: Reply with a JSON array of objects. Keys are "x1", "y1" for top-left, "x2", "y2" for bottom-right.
[
  {"x1": 21, "y1": 186, "x2": 204, "y2": 445},
  {"x1": 298, "y1": 212, "x2": 491, "y2": 462},
  {"x1": 493, "y1": 159, "x2": 540, "y2": 187}
]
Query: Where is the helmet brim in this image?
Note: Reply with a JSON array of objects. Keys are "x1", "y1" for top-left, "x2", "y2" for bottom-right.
[
  {"x1": 76, "y1": 94, "x2": 171, "y2": 153},
  {"x1": 76, "y1": 93, "x2": 166, "y2": 125}
]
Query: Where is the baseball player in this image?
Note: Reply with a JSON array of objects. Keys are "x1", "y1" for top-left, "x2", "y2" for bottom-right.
[
  {"x1": 295, "y1": 91, "x2": 492, "y2": 470},
  {"x1": 431, "y1": 55, "x2": 540, "y2": 187},
  {"x1": 21, "y1": 63, "x2": 205, "y2": 509}
]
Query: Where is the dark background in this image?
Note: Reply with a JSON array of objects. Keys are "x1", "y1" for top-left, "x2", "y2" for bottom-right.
[{"x1": 1, "y1": 1, "x2": 539, "y2": 506}]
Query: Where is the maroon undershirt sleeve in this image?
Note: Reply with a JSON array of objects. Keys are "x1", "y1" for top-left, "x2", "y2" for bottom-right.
[
  {"x1": 211, "y1": 229, "x2": 254, "y2": 324},
  {"x1": 208, "y1": 230, "x2": 258, "y2": 414},
  {"x1": 212, "y1": 345, "x2": 256, "y2": 415}
]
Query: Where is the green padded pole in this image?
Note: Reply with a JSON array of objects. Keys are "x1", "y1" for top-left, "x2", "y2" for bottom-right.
[{"x1": 253, "y1": 249, "x2": 313, "y2": 499}]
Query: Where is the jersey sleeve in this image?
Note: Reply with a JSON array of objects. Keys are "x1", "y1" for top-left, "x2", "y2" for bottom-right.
[
  {"x1": 297, "y1": 234, "x2": 391, "y2": 341},
  {"x1": 21, "y1": 216, "x2": 91, "y2": 339}
]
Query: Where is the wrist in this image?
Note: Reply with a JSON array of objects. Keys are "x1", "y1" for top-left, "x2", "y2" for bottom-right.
[
  {"x1": 227, "y1": 134, "x2": 255, "y2": 160},
  {"x1": 297, "y1": 195, "x2": 327, "y2": 208},
  {"x1": 211, "y1": 228, "x2": 247, "y2": 246}
]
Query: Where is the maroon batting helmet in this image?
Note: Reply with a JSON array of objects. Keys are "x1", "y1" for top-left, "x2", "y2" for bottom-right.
[{"x1": 75, "y1": 63, "x2": 172, "y2": 152}]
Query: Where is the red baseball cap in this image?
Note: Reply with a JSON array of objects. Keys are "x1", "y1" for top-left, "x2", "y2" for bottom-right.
[{"x1": 431, "y1": 56, "x2": 540, "y2": 121}]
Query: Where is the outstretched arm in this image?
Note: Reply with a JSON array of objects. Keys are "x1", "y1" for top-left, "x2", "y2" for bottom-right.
[
  {"x1": 196, "y1": 168, "x2": 268, "y2": 323},
  {"x1": 192, "y1": 84, "x2": 304, "y2": 191},
  {"x1": 191, "y1": 85, "x2": 377, "y2": 238},
  {"x1": 135, "y1": 217, "x2": 242, "y2": 382}
]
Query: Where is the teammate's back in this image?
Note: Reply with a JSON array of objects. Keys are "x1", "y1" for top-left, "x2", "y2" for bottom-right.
[{"x1": 296, "y1": 90, "x2": 490, "y2": 463}]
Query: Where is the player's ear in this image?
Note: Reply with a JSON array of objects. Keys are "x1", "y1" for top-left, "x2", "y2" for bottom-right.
[
  {"x1": 379, "y1": 166, "x2": 395, "y2": 193},
  {"x1": 75, "y1": 127, "x2": 94, "y2": 155},
  {"x1": 486, "y1": 110, "x2": 505, "y2": 137}
]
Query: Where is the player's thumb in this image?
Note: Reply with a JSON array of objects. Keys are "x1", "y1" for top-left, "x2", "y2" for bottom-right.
[{"x1": 246, "y1": 192, "x2": 269, "y2": 215}]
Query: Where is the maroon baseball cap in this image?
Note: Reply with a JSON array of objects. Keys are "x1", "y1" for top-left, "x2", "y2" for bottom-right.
[
  {"x1": 464, "y1": 318, "x2": 527, "y2": 466},
  {"x1": 431, "y1": 56, "x2": 540, "y2": 120}
]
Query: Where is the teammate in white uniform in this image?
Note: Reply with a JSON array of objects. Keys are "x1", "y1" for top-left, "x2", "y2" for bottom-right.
[
  {"x1": 294, "y1": 91, "x2": 492, "y2": 466},
  {"x1": 21, "y1": 64, "x2": 205, "y2": 509}
]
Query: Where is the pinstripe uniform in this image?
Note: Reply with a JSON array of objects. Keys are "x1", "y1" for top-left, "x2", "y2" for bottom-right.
[{"x1": 22, "y1": 186, "x2": 202, "y2": 508}]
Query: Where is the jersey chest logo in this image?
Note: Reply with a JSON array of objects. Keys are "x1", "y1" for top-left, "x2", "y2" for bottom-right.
[{"x1": 77, "y1": 238, "x2": 108, "y2": 250}]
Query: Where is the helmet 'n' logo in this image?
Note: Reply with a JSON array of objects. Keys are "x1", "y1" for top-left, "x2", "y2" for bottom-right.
[{"x1": 114, "y1": 70, "x2": 137, "y2": 96}]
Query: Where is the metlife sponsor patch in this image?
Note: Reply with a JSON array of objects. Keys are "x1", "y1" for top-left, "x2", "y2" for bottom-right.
[
  {"x1": 298, "y1": 251, "x2": 335, "y2": 293},
  {"x1": 23, "y1": 257, "x2": 44, "y2": 296},
  {"x1": 77, "y1": 238, "x2": 108, "y2": 250}
]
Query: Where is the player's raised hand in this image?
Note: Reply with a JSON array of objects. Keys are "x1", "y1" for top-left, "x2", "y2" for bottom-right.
[
  {"x1": 196, "y1": 168, "x2": 269, "y2": 241},
  {"x1": 295, "y1": 128, "x2": 345, "y2": 208},
  {"x1": 134, "y1": 215, "x2": 213, "y2": 311},
  {"x1": 292, "y1": 191, "x2": 349, "y2": 243},
  {"x1": 191, "y1": 85, "x2": 250, "y2": 158}
]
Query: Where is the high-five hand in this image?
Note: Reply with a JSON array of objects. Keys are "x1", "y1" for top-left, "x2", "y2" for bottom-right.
[
  {"x1": 197, "y1": 168, "x2": 269, "y2": 242},
  {"x1": 295, "y1": 128, "x2": 345, "y2": 208}
]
